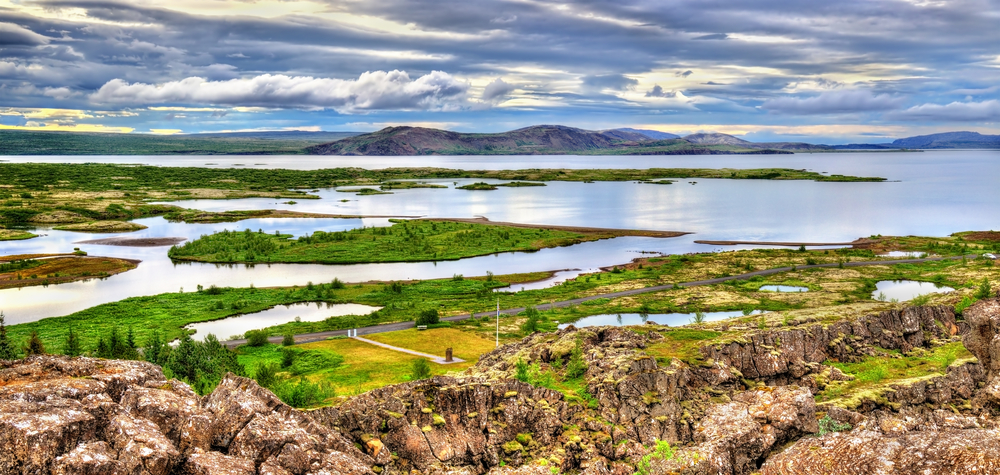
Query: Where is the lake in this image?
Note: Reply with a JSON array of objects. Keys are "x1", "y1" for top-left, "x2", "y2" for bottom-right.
[{"x1": 2, "y1": 150, "x2": 998, "y2": 324}]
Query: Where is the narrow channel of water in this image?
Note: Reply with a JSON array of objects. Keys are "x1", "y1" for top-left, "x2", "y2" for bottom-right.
[
  {"x1": 185, "y1": 302, "x2": 381, "y2": 341},
  {"x1": 759, "y1": 285, "x2": 809, "y2": 292}
]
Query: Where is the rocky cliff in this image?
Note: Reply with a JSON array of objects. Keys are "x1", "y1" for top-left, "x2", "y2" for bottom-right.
[{"x1": 5, "y1": 300, "x2": 1000, "y2": 474}]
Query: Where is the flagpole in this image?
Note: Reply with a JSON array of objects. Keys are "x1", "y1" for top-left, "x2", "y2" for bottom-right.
[{"x1": 496, "y1": 297, "x2": 499, "y2": 348}]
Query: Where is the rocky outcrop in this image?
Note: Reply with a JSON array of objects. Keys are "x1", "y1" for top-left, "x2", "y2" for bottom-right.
[
  {"x1": 702, "y1": 305, "x2": 959, "y2": 388},
  {"x1": 0, "y1": 356, "x2": 372, "y2": 475}
]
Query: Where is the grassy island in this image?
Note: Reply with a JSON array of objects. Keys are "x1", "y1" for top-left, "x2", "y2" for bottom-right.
[{"x1": 167, "y1": 219, "x2": 685, "y2": 264}]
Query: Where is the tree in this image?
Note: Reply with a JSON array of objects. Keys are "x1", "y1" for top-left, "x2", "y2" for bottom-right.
[
  {"x1": 64, "y1": 328, "x2": 82, "y2": 357},
  {"x1": 25, "y1": 331, "x2": 45, "y2": 356},
  {"x1": 144, "y1": 330, "x2": 170, "y2": 366},
  {"x1": 416, "y1": 309, "x2": 440, "y2": 326},
  {"x1": 520, "y1": 306, "x2": 541, "y2": 334},
  {"x1": 0, "y1": 312, "x2": 17, "y2": 360},
  {"x1": 411, "y1": 358, "x2": 431, "y2": 380}
]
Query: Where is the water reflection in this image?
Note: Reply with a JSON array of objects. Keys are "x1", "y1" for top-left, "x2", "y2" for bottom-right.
[
  {"x1": 872, "y1": 280, "x2": 955, "y2": 302},
  {"x1": 759, "y1": 285, "x2": 809, "y2": 292}
]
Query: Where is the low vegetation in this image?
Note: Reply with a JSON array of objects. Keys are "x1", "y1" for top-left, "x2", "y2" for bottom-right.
[{"x1": 166, "y1": 219, "x2": 675, "y2": 264}]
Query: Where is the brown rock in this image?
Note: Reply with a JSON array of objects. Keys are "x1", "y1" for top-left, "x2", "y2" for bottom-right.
[
  {"x1": 52, "y1": 441, "x2": 127, "y2": 475},
  {"x1": 181, "y1": 448, "x2": 256, "y2": 475},
  {"x1": 761, "y1": 428, "x2": 1000, "y2": 474}
]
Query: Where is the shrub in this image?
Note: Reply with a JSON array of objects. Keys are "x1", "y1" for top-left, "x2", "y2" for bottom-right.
[
  {"x1": 416, "y1": 309, "x2": 440, "y2": 326},
  {"x1": 245, "y1": 330, "x2": 270, "y2": 347},
  {"x1": 956, "y1": 295, "x2": 976, "y2": 315},
  {"x1": 411, "y1": 358, "x2": 431, "y2": 380},
  {"x1": 514, "y1": 358, "x2": 530, "y2": 382},
  {"x1": 281, "y1": 349, "x2": 296, "y2": 368},
  {"x1": 254, "y1": 363, "x2": 279, "y2": 389},
  {"x1": 565, "y1": 339, "x2": 587, "y2": 379},
  {"x1": 910, "y1": 294, "x2": 932, "y2": 306},
  {"x1": 330, "y1": 277, "x2": 346, "y2": 289},
  {"x1": 271, "y1": 377, "x2": 336, "y2": 408},
  {"x1": 816, "y1": 415, "x2": 852, "y2": 436},
  {"x1": 974, "y1": 278, "x2": 993, "y2": 300},
  {"x1": 282, "y1": 333, "x2": 295, "y2": 346}
]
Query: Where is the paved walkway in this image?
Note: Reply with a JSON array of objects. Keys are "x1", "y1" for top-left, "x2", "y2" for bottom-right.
[
  {"x1": 222, "y1": 253, "x2": 985, "y2": 348},
  {"x1": 351, "y1": 336, "x2": 465, "y2": 364}
]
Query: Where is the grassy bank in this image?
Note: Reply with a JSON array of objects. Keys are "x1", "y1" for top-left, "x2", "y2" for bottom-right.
[
  {"x1": 0, "y1": 228, "x2": 37, "y2": 240},
  {"x1": 166, "y1": 219, "x2": 681, "y2": 264}
]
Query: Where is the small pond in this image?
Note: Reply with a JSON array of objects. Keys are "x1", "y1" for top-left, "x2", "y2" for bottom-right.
[
  {"x1": 759, "y1": 285, "x2": 809, "y2": 292},
  {"x1": 557, "y1": 310, "x2": 761, "y2": 329},
  {"x1": 871, "y1": 280, "x2": 955, "y2": 302},
  {"x1": 185, "y1": 302, "x2": 381, "y2": 341},
  {"x1": 878, "y1": 251, "x2": 929, "y2": 258}
]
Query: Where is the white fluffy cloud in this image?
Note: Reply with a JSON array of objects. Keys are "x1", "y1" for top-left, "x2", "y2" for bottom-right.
[
  {"x1": 762, "y1": 89, "x2": 904, "y2": 115},
  {"x1": 89, "y1": 70, "x2": 469, "y2": 112},
  {"x1": 887, "y1": 100, "x2": 1000, "y2": 122}
]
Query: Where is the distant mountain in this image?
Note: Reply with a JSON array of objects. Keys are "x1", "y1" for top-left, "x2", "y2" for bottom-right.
[
  {"x1": 307, "y1": 125, "x2": 793, "y2": 156},
  {"x1": 611, "y1": 128, "x2": 680, "y2": 140},
  {"x1": 682, "y1": 132, "x2": 832, "y2": 151},
  {"x1": 889, "y1": 131, "x2": 1000, "y2": 149}
]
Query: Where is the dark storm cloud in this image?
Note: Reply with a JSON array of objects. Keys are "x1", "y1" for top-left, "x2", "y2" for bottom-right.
[{"x1": 0, "y1": 0, "x2": 998, "y2": 130}]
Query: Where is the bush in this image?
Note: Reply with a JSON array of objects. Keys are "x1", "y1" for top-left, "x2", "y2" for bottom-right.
[
  {"x1": 282, "y1": 333, "x2": 295, "y2": 346},
  {"x1": 254, "y1": 362, "x2": 279, "y2": 389},
  {"x1": 975, "y1": 278, "x2": 993, "y2": 300},
  {"x1": 330, "y1": 277, "x2": 346, "y2": 289},
  {"x1": 411, "y1": 358, "x2": 431, "y2": 380},
  {"x1": 514, "y1": 358, "x2": 530, "y2": 382},
  {"x1": 281, "y1": 349, "x2": 296, "y2": 368},
  {"x1": 245, "y1": 330, "x2": 270, "y2": 347},
  {"x1": 416, "y1": 309, "x2": 440, "y2": 326},
  {"x1": 565, "y1": 339, "x2": 587, "y2": 379},
  {"x1": 271, "y1": 377, "x2": 336, "y2": 408},
  {"x1": 817, "y1": 415, "x2": 852, "y2": 436}
]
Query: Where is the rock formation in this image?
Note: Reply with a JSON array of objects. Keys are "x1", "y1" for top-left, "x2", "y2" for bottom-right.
[
  {"x1": 4, "y1": 301, "x2": 1000, "y2": 475},
  {"x1": 0, "y1": 356, "x2": 372, "y2": 474}
]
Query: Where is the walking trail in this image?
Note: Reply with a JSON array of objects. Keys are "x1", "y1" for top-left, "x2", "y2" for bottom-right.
[{"x1": 351, "y1": 336, "x2": 465, "y2": 364}]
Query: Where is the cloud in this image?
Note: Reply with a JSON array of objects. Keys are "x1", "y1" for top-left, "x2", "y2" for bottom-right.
[
  {"x1": 90, "y1": 70, "x2": 470, "y2": 112},
  {"x1": 645, "y1": 85, "x2": 676, "y2": 98},
  {"x1": 762, "y1": 90, "x2": 905, "y2": 115},
  {"x1": 693, "y1": 33, "x2": 728, "y2": 40},
  {"x1": 676, "y1": 70, "x2": 693, "y2": 77},
  {"x1": 887, "y1": 100, "x2": 1000, "y2": 122},
  {"x1": 0, "y1": 23, "x2": 50, "y2": 46},
  {"x1": 581, "y1": 74, "x2": 638, "y2": 91},
  {"x1": 481, "y1": 78, "x2": 516, "y2": 102}
]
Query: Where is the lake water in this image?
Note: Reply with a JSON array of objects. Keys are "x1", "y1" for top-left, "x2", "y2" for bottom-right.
[
  {"x1": 185, "y1": 302, "x2": 381, "y2": 341},
  {"x1": 872, "y1": 280, "x2": 955, "y2": 301},
  {"x1": 3, "y1": 150, "x2": 998, "y2": 324}
]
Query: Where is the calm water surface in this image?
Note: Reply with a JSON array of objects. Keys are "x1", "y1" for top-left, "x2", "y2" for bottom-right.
[
  {"x1": 3, "y1": 151, "x2": 998, "y2": 323},
  {"x1": 872, "y1": 280, "x2": 955, "y2": 302}
]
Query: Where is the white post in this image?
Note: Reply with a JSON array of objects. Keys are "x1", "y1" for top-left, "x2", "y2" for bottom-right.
[{"x1": 496, "y1": 297, "x2": 500, "y2": 348}]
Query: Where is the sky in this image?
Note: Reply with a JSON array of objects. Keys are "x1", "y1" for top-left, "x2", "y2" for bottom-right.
[{"x1": 1, "y1": 0, "x2": 999, "y2": 143}]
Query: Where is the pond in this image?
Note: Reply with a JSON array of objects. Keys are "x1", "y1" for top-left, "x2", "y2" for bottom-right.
[
  {"x1": 871, "y1": 280, "x2": 955, "y2": 302},
  {"x1": 759, "y1": 285, "x2": 809, "y2": 292},
  {"x1": 185, "y1": 302, "x2": 381, "y2": 341},
  {"x1": 557, "y1": 310, "x2": 761, "y2": 329}
]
